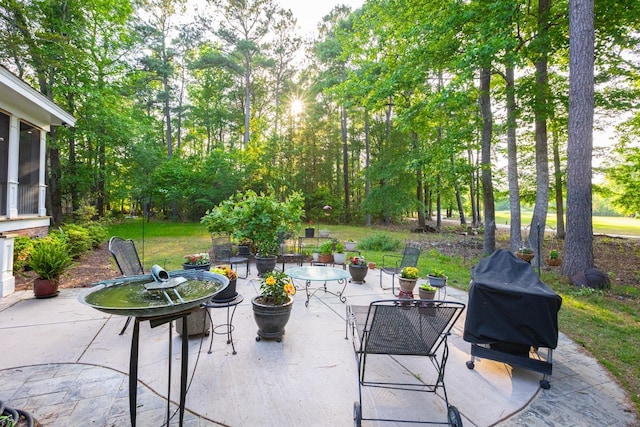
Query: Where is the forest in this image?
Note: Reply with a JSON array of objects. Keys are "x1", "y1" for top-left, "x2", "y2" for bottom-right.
[{"x1": 1, "y1": 0, "x2": 639, "y2": 279}]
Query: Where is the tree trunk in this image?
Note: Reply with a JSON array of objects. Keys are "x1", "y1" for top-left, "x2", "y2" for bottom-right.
[
  {"x1": 505, "y1": 64, "x2": 522, "y2": 252},
  {"x1": 413, "y1": 131, "x2": 425, "y2": 227},
  {"x1": 453, "y1": 155, "x2": 466, "y2": 226},
  {"x1": 365, "y1": 110, "x2": 371, "y2": 227},
  {"x1": 243, "y1": 59, "x2": 251, "y2": 146},
  {"x1": 479, "y1": 67, "x2": 495, "y2": 255},
  {"x1": 528, "y1": 0, "x2": 551, "y2": 264},
  {"x1": 552, "y1": 127, "x2": 566, "y2": 239},
  {"x1": 563, "y1": 0, "x2": 595, "y2": 278},
  {"x1": 341, "y1": 105, "x2": 350, "y2": 223},
  {"x1": 468, "y1": 148, "x2": 478, "y2": 226}
]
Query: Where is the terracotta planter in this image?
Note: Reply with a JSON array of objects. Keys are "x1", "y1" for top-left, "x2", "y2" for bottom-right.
[
  {"x1": 33, "y1": 278, "x2": 59, "y2": 298},
  {"x1": 348, "y1": 264, "x2": 368, "y2": 283},
  {"x1": 318, "y1": 254, "x2": 334, "y2": 264},
  {"x1": 367, "y1": 262, "x2": 376, "y2": 270},
  {"x1": 252, "y1": 296, "x2": 294, "y2": 342}
]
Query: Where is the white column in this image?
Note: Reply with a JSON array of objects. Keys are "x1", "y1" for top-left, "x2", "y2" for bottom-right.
[
  {"x1": 38, "y1": 131, "x2": 47, "y2": 216},
  {"x1": 7, "y1": 116, "x2": 19, "y2": 218},
  {"x1": 0, "y1": 234, "x2": 16, "y2": 297}
]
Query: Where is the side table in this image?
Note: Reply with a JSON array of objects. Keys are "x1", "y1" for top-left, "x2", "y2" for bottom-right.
[{"x1": 203, "y1": 294, "x2": 244, "y2": 355}]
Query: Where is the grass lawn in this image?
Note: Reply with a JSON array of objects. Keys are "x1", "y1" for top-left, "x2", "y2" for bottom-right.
[
  {"x1": 495, "y1": 211, "x2": 640, "y2": 237},
  {"x1": 107, "y1": 219, "x2": 640, "y2": 415}
]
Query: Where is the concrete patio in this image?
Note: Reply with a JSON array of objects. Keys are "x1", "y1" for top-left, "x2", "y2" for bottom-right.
[{"x1": 0, "y1": 264, "x2": 636, "y2": 426}]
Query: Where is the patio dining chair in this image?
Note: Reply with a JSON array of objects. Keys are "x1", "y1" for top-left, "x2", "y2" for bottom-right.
[
  {"x1": 379, "y1": 243, "x2": 421, "y2": 296},
  {"x1": 211, "y1": 234, "x2": 250, "y2": 278},
  {"x1": 108, "y1": 236, "x2": 145, "y2": 335}
]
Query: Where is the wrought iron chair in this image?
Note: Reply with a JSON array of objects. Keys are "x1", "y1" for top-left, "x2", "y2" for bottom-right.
[
  {"x1": 379, "y1": 244, "x2": 421, "y2": 296},
  {"x1": 346, "y1": 299, "x2": 466, "y2": 426},
  {"x1": 108, "y1": 236, "x2": 145, "y2": 335},
  {"x1": 211, "y1": 234, "x2": 250, "y2": 278},
  {"x1": 279, "y1": 237, "x2": 303, "y2": 271}
]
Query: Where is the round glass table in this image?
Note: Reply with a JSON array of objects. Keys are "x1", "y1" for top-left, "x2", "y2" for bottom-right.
[{"x1": 285, "y1": 266, "x2": 351, "y2": 306}]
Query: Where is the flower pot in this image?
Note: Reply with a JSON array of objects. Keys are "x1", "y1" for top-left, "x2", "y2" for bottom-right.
[
  {"x1": 318, "y1": 254, "x2": 334, "y2": 264},
  {"x1": 305, "y1": 228, "x2": 315, "y2": 238},
  {"x1": 545, "y1": 257, "x2": 561, "y2": 266},
  {"x1": 333, "y1": 253, "x2": 347, "y2": 265},
  {"x1": 238, "y1": 245, "x2": 251, "y2": 256},
  {"x1": 182, "y1": 263, "x2": 211, "y2": 271},
  {"x1": 33, "y1": 278, "x2": 59, "y2": 298},
  {"x1": 252, "y1": 296, "x2": 294, "y2": 342},
  {"x1": 255, "y1": 255, "x2": 277, "y2": 276},
  {"x1": 368, "y1": 262, "x2": 376, "y2": 270},
  {"x1": 515, "y1": 251, "x2": 534, "y2": 263},
  {"x1": 427, "y1": 275, "x2": 447, "y2": 288},
  {"x1": 348, "y1": 264, "x2": 368, "y2": 284},
  {"x1": 176, "y1": 307, "x2": 211, "y2": 337},
  {"x1": 398, "y1": 277, "x2": 417, "y2": 296},
  {"x1": 319, "y1": 229, "x2": 330, "y2": 238},
  {"x1": 212, "y1": 278, "x2": 237, "y2": 302},
  {"x1": 344, "y1": 241, "x2": 357, "y2": 251},
  {"x1": 312, "y1": 252, "x2": 319, "y2": 262},
  {"x1": 419, "y1": 288, "x2": 437, "y2": 300}
]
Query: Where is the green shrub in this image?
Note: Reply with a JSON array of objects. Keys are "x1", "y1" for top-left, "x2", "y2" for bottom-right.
[
  {"x1": 57, "y1": 224, "x2": 92, "y2": 258},
  {"x1": 358, "y1": 233, "x2": 402, "y2": 252},
  {"x1": 13, "y1": 236, "x2": 34, "y2": 272},
  {"x1": 85, "y1": 223, "x2": 108, "y2": 248}
]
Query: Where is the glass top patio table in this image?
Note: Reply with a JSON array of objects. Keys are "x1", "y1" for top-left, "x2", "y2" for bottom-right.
[{"x1": 285, "y1": 266, "x2": 351, "y2": 306}]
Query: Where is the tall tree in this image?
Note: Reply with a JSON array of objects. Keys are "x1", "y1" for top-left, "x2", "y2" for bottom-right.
[{"x1": 563, "y1": 0, "x2": 595, "y2": 277}]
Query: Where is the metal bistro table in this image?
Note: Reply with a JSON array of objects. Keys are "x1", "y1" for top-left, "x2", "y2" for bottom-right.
[{"x1": 285, "y1": 266, "x2": 351, "y2": 306}]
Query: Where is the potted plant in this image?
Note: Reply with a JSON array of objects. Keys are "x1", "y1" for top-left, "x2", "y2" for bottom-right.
[
  {"x1": 348, "y1": 255, "x2": 368, "y2": 283},
  {"x1": 318, "y1": 241, "x2": 334, "y2": 264},
  {"x1": 419, "y1": 283, "x2": 437, "y2": 300},
  {"x1": 515, "y1": 246, "x2": 534, "y2": 263},
  {"x1": 211, "y1": 265, "x2": 238, "y2": 301},
  {"x1": 546, "y1": 249, "x2": 561, "y2": 266},
  {"x1": 427, "y1": 268, "x2": 447, "y2": 288},
  {"x1": 398, "y1": 266, "x2": 419, "y2": 298},
  {"x1": 344, "y1": 239, "x2": 357, "y2": 251},
  {"x1": 319, "y1": 229, "x2": 330, "y2": 238},
  {"x1": 305, "y1": 221, "x2": 315, "y2": 238},
  {"x1": 252, "y1": 270, "x2": 297, "y2": 341},
  {"x1": 333, "y1": 241, "x2": 347, "y2": 264},
  {"x1": 201, "y1": 190, "x2": 304, "y2": 276},
  {"x1": 29, "y1": 237, "x2": 73, "y2": 298},
  {"x1": 368, "y1": 261, "x2": 376, "y2": 269},
  {"x1": 182, "y1": 252, "x2": 211, "y2": 270}
]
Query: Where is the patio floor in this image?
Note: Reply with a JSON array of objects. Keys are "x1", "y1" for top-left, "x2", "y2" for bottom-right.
[{"x1": 0, "y1": 264, "x2": 636, "y2": 426}]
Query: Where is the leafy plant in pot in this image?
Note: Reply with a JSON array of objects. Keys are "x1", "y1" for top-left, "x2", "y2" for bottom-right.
[
  {"x1": 419, "y1": 283, "x2": 437, "y2": 300},
  {"x1": 546, "y1": 249, "x2": 561, "y2": 266},
  {"x1": 427, "y1": 268, "x2": 447, "y2": 288},
  {"x1": 333, "y1": 241, "x2": 347, "y2": 264},
  {"x1": 29, "y1": 237, "x2": 73, "y2": 298},
  {"x1": 318, "y1": 241, "x2": 334, "y2": 264},
  {"x1": 201, "y1": 190, "x2": 304, "y2": 276},
  {"x1": 252, "y1": 270, "x2": 297, "y2": 341}
]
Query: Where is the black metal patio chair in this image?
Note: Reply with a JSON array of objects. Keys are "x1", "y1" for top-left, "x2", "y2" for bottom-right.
[
  {"x1": 346, "y1": 299, "x2": 466, "y2": 426},
  {"x1": 108, "y1": 236, "x2": 145, "y2": 335},
  {"x1": 211, "y1": 234, "x2": 250, "y2": 278},
  {"x1": 379, "y1": 243, "x2": 421, "y2": 295}
]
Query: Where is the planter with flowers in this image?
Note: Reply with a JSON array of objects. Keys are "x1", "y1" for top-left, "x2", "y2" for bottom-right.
[
  {"x1": 182, "y1": 252, "x2": 211, "y2": 270},
  {"x1": 348, "y1": 256, "x2": 368, "y2": 283},
  {"x1": 427, "y1": 268, "x2": 447, "y2": 288},
  {"x1": 201, "y1": 190, "x2": 304, "y2": 276},
  {"x1": 515, "y1": 246, "x2": 534, "y2": 263},
  {"x1": 211, "y1": 265, "x2": 238, "y2": 301},
  {"x1": 398, "y1": 266, "x2": 419, "y2": 299},
  {"x1": 252, "y1": 270, "x2": 297, "y2": 342}
]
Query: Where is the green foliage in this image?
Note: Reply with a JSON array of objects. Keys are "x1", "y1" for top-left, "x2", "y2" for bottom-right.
[
  {"x1": 13, "y1": 236, "x2": 34, "y2": 272},
  {"x1": 29, "y1": 236, "x2": 72, "y2": 280},
  {"x1": 319, "y1": 241, "x2": 334, "y2": 255},
  {"x1": 57, "y1": 224, "x2": 93, "y2": 258},
  {"x1": 358, "y1": 233, "x2": 402, "y2": 252},
  {"x1": 334, "y1": 241, "x2": 345, "y2": 253},
  {"x1": 607, "y1": 148, "x2": 640, "y2": 216},
  {"x1": 429, "y1": 268, "x2": 446, "y2": 278},
  {"x1": 201, "y1": 190, "x2": 305, "y2": 256},
  {"x1": 84, "y1": 223, "x2": 108, "y2": 248}
]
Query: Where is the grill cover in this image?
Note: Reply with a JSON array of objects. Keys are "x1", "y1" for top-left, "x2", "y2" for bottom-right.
[{"x1": 463, "y1": 249, "x2": 562, "y2": 349}]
